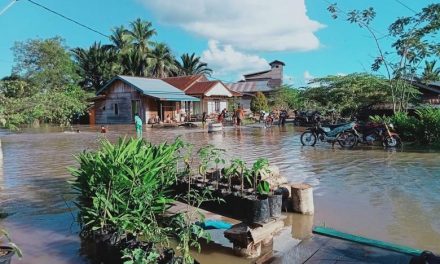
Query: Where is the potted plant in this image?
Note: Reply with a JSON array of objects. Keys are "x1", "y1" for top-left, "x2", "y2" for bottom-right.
[
  {"x1": 258, "y1": 181, "x2": 283, "y2": 218},
  {"x1": 245, "y1": 182, "x2": 270, "y2": 224},
  {"x1": 0, "y1": 227, "x2": 21, "y2": 264}
]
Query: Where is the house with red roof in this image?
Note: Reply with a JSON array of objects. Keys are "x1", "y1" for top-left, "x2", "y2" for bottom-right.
[{"x1": 162, "y1": 75, "x2": 240, "y2": 118}]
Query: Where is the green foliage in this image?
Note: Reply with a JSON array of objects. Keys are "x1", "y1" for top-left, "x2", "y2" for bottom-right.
[
  {"x1": 72, "y1": 42, "x2": 119, "y2": 91},
  {"x1": 70, "y1": 137, "x2": 184, "y2": 239},
  {"x1": 197, "y1": 145, "x2": 226, "y2": 180},
  {"x1": 12, "y1": 37, "x2": 79, "y2": 92},
  {"x1": 1, "y1": 38, "x2": 90, "y2": 129},
  {"x1": 250, "y1": 92, "x2": 268, "y2": 113},
  {"x1": 328, "y1": 3, "x2": 440, "y2": 112},
  {"x1": 305, "y1": 73, "x2": 391, "y2": 117},
  {"x1": 257, "y1": 180, "x2": 270, "y2": 196},
  {"x1": 270, "y1": 85, "x2": 303, "y2": 110},
  {"x1": 122, "y1": 247, "x2": 160, "y2": 264},
  {"x1": 422, "y1": 60, "x2": 440, "y2": 84},
  {"x1": 370, "y1": 107, "x2": 440, "y2": 145},
  {"x1": 176, "y1": 53, "x2": 212, "y2": 76}
]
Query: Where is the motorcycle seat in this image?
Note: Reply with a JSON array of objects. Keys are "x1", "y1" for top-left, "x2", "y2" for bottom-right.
[{"x1": 323, "y1": 123, "x2": 351, "y2": 130}]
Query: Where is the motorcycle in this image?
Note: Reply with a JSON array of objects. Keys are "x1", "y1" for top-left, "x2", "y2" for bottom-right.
[
  {"x1": 300, "y1": 122, "x2": 358, "y2": 148},
  {"x1": 354, "y1": 122, "x2": 402, "y2": 148}
]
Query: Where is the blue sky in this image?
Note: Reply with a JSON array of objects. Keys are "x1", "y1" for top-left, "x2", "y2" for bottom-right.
[{"x1": 0, "y1": 0, "x2": 436, "y2": 86}]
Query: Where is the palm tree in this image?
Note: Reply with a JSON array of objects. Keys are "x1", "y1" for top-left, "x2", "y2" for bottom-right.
[
  {"x1": 422, "y1": 60, "x2": 440, "y2": 83},
  {"x1": 120, "y1": 49, "x2": 149, "y2": 77},
  {"x1": 72, "y1": 42, "x2": 118, "y2": 91},
  {"x1": 148, "y1": 43, "x2": 177, "y2": 78},
  {"x1": 109, "y1": 25, "x2": 131, "y2": 52},
  {"x1": 176, "y1": 53, "x2": 212, "y2": 76},
  {"x1": 128, "y1": 18, "x2": 156, "y2": 54}
]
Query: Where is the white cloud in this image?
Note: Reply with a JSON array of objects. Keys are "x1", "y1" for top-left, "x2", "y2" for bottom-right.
[
  {"x1": 201, "y1": 40, "x2": 268, "y2": 79},
  {"x1": 139, "y1": 0, "x2": 325, "y2": 52}
]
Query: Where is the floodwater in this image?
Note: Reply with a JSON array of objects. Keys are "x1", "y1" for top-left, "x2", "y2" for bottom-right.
[{"x1": 0, "y1": 124, "x2": 439, "y2": 263}]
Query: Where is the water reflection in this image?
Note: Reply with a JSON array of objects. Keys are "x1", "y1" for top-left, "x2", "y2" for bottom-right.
[{"x1": 0, "y1": 125, "x2": 439, "y2": 264}]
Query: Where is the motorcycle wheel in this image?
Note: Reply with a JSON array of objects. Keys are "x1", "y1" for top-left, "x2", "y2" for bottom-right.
[
  {"x1": 337, "y1": 131, "x2": 358, "y2": 148},
  {"x1": 300, "y1": 131, "x2": 317, "y2": 146},
  {"x1": 384, "y1": 135, "x2": 401, "y2": 148}
]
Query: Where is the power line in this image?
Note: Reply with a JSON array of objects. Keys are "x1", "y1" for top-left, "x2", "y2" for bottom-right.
[
  {"x1": 0, "y1": 0, "x2": 17, "y2": 16},
  {"x1": 26, "y1": 0, "x2": 109, "y2": 38},
  {"x1": 393, "y1": 0, "x2": 418, "y2": 14}
]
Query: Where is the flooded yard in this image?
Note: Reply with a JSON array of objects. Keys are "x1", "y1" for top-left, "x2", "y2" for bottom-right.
[{"x1": 1, "y1": 124, "x2": 439, "y2": 263}]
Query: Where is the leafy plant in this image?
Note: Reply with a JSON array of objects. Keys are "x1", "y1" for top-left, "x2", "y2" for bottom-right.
[
  {"x1": 197, "y1": 145, "x2": 226, "y2": 184},
  {"x1": 70, "y1": 137, "x2": 184, "y2": 241},
  {"x1": 122, "y1": 247, "x2": 160, "y2": 264},
  {"x1": 251, "y1": 158, "x2": 270, "y2": 194},
  {"x1": 256, "y1": 180, "x2": 270, "y2": 196}
]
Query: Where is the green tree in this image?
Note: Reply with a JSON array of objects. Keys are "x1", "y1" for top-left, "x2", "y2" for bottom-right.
[
  {"x1": 270, "y1": 85, "x2": 303, "y2": 110},
  {"x1": 148, "y1": 43, "x2": 176, "y2": 78},
  {"x1": 72, "y1": 42, "x2": 119, "y2": 91},
  {"x1": 2, "y1": 37, "x2": 90, "y2": 129},
  {"x1": 328, "y1": 3, "x2": 440, "y2": 112},
  {"x1": 305, "y1": 73, "x2": 392, "y2": 117},
  {"x1": 422, "y1": 60, "x2": 440, "y2": 83},
  {"x1": 250, "y1": 91, "x2": 268, "y2": 113},
  {"x1": 12, "y1": 37, "x2": 79, "y2": 92},
  {"x1": 176, "y1": 53, "x2": 212, "y2": 76},
  {"x1": 127, "y1": 19, "x2": 156, "y2": 76}
]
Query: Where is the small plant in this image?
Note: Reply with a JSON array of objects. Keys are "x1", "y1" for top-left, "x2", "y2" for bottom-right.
[
  {"x1": 197, "y1": 145, "x2": 226, "y2": 184},
  {"x1": 251, "y1": 158, "x2": 270, "y2": 194},
  {"x1": 256, "y1": 180, "x2": 270, "y2": 196}
]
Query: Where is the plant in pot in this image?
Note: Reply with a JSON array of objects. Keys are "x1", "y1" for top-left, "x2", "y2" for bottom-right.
[
  {"x1": 197, "y1": 145, "x2": 225, "y2": 187},
  {"x1": 258, "y1": 181, "x2": 283, "y2": 218},
  {"x1": 245, "y1": 180, "x2": 270, "y2": 224},
  {"x1": 0, "y1": 227, "x2": 21, "y2": 264}
]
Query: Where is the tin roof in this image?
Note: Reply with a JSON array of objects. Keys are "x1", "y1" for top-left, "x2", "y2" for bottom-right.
[
  {"x1": 97, "y1": 75, "x2": 199, "y2": 102},
  {"x1": 185, "y1": 81, "x2": 219, "y2": 95},
  {"x1": 227, "y1": 80, "x2": 274, "y2": 94}
]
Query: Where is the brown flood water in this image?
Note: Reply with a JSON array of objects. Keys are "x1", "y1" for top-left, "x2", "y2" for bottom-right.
[{"x1": 0, "y1": 124, "x2": 439, "y2": 263}]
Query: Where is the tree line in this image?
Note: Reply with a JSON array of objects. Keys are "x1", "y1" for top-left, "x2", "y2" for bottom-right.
[{"x1": 0, "y1": 19, "x2": 213, "y2": 129}]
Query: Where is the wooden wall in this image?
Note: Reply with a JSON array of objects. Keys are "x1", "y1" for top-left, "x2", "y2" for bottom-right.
[{"x1": 95, "y1": 80, "x2": 144, "y2": 124}]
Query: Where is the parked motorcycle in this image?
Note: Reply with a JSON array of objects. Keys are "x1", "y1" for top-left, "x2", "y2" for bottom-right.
[
  {"x1": 354, "y1": 122, "x2": 402, "y2": 148},
  {"x1": 300, "y1": 122, "x2": 358, "y2": 148}
]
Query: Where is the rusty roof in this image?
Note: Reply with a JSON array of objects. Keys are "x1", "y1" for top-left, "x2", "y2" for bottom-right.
[
  {"x1": 227, "y1": 80, "x2": 273, "y2": 94},
  {"x1": 162, "y1": 75, "x2": 207, "y2": 91},
  {"x1": 185, "y1": 81, "x2": 219, "y2": 95}
]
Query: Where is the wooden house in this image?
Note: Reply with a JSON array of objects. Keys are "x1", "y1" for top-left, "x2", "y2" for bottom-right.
[
  {"x1": 162, "y1": 75, "x2": 240, "y2": 117},
  {"x1": 227, "y1": 60, "x2": 285, "y2": 111},
  {"x1": 91, "y1": 75, "x2": 199, "y2": 124}
]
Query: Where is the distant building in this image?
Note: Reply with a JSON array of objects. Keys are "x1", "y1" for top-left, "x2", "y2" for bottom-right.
[
  {"x1": 412, "y1": 80, "x2": 440, "y2": 106},
  {"x1": 227, "y1": 60, "x2": 285, "y2": 111},
  {"x1": 90, "y1": 75, "x2": 199, "y2": 124},
  {"x1": 162, "y1": 75, "x2": 240, "y2": 117}
]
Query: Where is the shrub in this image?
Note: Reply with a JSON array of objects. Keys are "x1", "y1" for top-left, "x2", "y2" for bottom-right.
[
  {"x1": 70, "y1": 137, "x2": 184, "y2": 240},
  {"x1": 250, "y1": 92, "x2": 268, "y2": 114}
]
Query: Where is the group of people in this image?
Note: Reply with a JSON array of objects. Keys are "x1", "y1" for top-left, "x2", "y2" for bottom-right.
[{"x1": 201, "y1": 106, "x2": 245, "y2": 128}]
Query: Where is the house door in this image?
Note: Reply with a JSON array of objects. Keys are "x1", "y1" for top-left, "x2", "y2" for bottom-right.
[{"x1": 131, "y1": 100, "x2": 141, "y2": 122}]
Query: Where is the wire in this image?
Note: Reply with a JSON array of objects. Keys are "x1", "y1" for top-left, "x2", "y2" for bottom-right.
[
  {"x1": 0, "y1": 0, "x2": 17, "y2": 16},
  {"x1": 26, "y1": 0, "x2": 109, "y2": 38},
  {"x1": 393, "y1": 0, "x2": 418, "y2": 14}
]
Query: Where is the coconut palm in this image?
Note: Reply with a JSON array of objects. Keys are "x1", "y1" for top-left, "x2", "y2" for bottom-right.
[
  {"x1": 72, "y1": 42, "x2": 118, "y2": 91},
  {"x1": 128, "y1": 18, "x2": 156, "y2": 54},
  {"x1": 148, "y1": 43, "x2": 176, "y2": 78},
  {"x1": 109, "y1": 25, "x2": 131, "y2": 52},
  {"x1": 176, "y1": 53, "x2": 212, "y2": 76},
  {"x1": 120, "y1": 49, "x2": 149, "y2": 77},
  {"x1": 422, "y1": 60, "x2": 440, "y2": 83}
]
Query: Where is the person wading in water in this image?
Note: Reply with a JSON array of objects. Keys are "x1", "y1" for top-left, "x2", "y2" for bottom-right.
[{"x1": 134, "y1": 113, "x2": 143, "y2": 138}]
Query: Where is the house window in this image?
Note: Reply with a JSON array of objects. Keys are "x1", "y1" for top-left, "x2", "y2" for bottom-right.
[
  {"x1": 114, "y1": 103, "x2": 119, "y2": 115},
  {"x1": 215, "y1": 100, "x2": 220, "y2": 112}
]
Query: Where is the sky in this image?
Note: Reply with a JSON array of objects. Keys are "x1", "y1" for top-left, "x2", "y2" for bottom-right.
[{"x1": 0, "y1": 0, "x2": 437, "y2": 86}]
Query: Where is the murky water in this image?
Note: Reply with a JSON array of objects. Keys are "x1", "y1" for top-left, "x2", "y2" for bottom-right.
[{"x1": 1, "y1": 124, "x2": 439, "y2": 263}]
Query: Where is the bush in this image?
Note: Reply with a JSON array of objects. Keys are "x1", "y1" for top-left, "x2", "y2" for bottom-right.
[
  {"x1": 250, "y1": 92, "x2": 268, "y2": 113},
  {"x1": 70, "y1": 137, "x2": 184, "y2": 240},
  {"x1": 371, "y1": 107, "x2": 440, "y2": 145}
]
